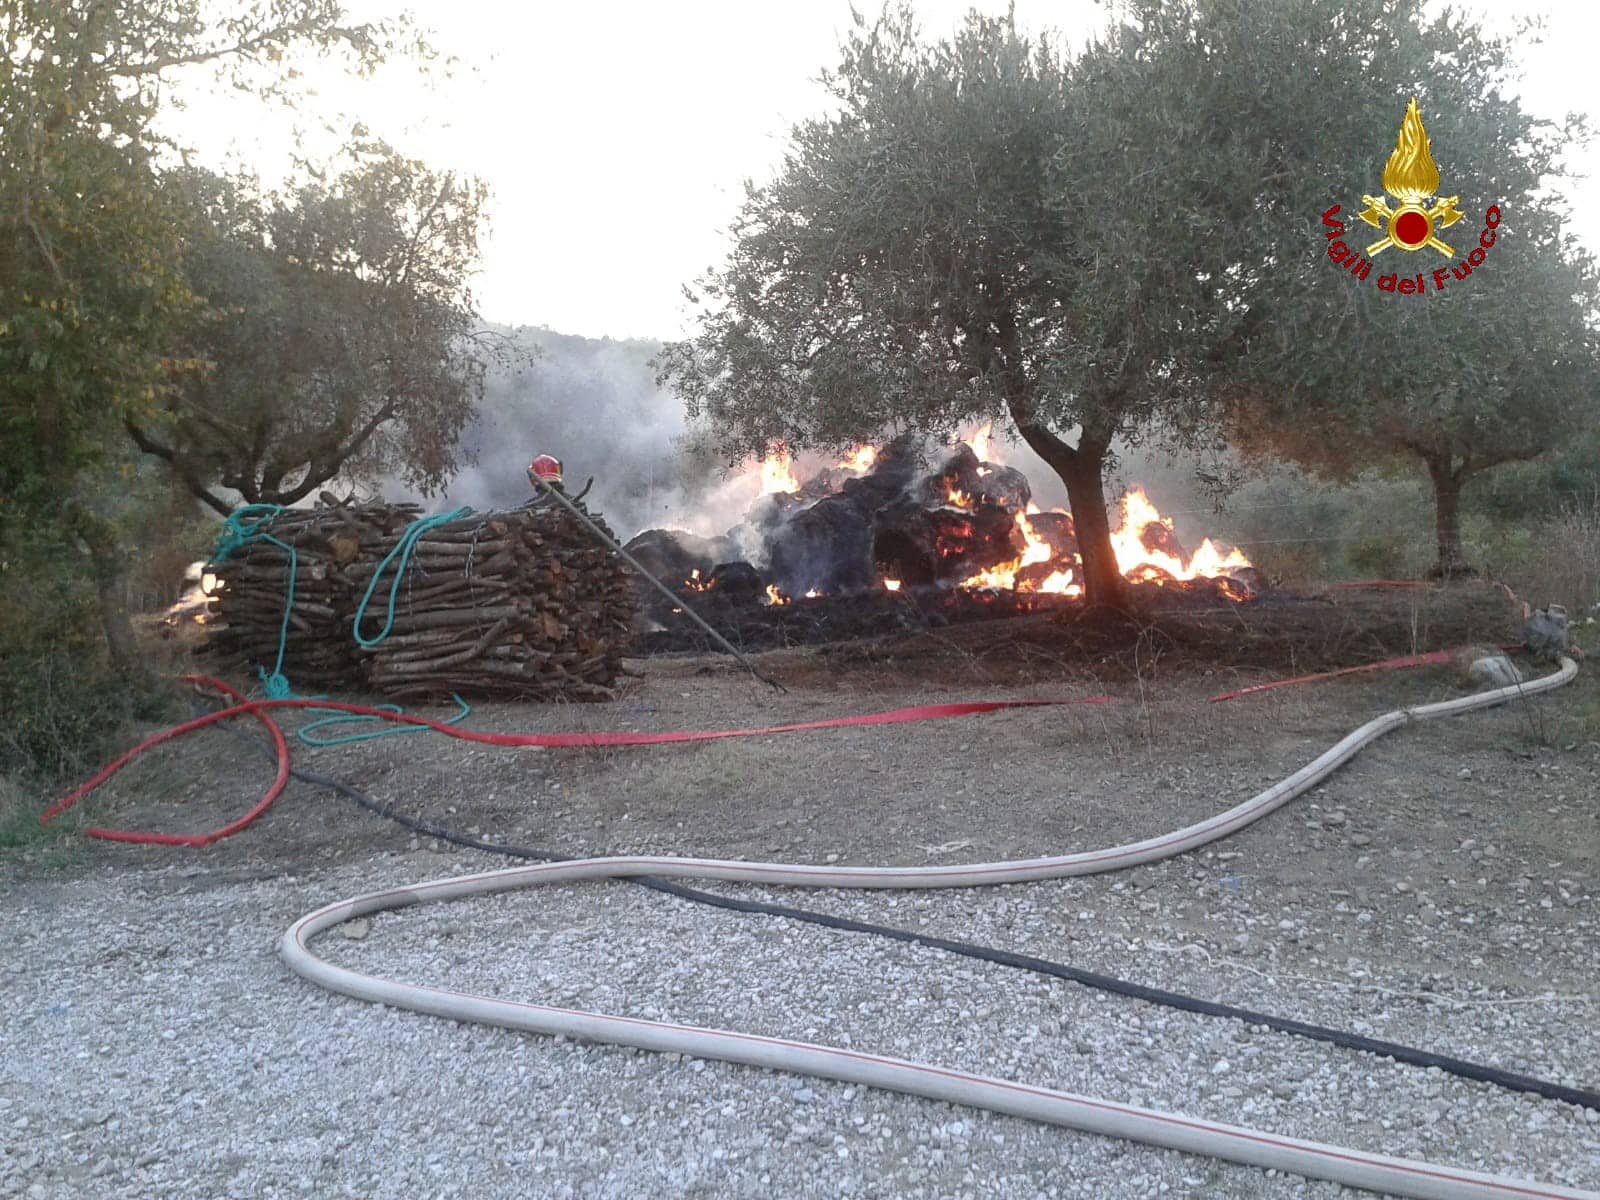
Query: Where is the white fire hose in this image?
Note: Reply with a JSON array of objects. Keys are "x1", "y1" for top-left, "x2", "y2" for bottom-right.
[{"x1": 283, "y1": 656, "x2": 1595, "y2": 1200}]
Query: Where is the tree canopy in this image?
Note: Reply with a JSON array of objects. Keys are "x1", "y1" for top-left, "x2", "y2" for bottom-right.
[
  {"x1": 1223, "y1": 226, "x2": 1599, "y2": 573},
  {"x1": 1, "y1": 0, "x2": 413, "y2": 507},
  {"x1": 126, "y1": 151, "x2": 492, "y2": 515},
  {"x1": 658, "y1": 7, "x2": 1233, "y2": 609},
  {"x1": 1126, "y1": 0, "x2": 1600, "y2": 573},
  {"x1": 659, "y1": 0, "x2": 1597, "y2": 601},
  {"x1": 0, "y1": 0, "x2": 442, "y2": 672}
]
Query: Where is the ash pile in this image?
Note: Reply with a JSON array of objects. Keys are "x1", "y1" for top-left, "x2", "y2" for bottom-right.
[
  {"x1": 625, "y1": 438, "x2": 1260, "y2": 654},
  {"x1": 203, "y1": 494, "x2": 637, "y2": 701}
]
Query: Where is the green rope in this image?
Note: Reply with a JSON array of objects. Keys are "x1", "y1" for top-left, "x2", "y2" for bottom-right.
[
  {"x1": 332, "y1": 505, "x2": 476, "y2": 743},
  {"x1": 352, "y1": 506, "x2": 475, "y2": 648},
  {"x1": 295, "y1": 693, "x2": 472, "y2": 747},
  {"x1": 208, "y1": 503, "x2": 303, "y2": 699},
  {"x1": 211, "y1": 502, "x2": 477, "y2": 742}
]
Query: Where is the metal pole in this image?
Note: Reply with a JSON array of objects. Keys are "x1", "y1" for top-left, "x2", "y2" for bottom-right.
[{"x1": 531, "y1": 477, "x2": 786, "y2": 693}]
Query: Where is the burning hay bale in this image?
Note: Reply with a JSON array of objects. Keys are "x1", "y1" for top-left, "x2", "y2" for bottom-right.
[
  {"x1": 622, "y1": 528, "x2": 742, "y2": 591},
  {"x1": 203, "y1": 495, "x2": 637, "y2": 701},
  {"x1": 765, "y1": 491, "x2": 879, "y2": 597},
  {"x1": 622, "y1": 432, "x2": 1257, "y2": 635}
]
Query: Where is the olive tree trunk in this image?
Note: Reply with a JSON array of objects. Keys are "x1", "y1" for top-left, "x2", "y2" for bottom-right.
[
  {"x1": 1423, "y1": 454, "x2": 1472, "y2": 578},
  {"x1": 1008, "y1": 417, "x2": 1129, "y2": 613}
]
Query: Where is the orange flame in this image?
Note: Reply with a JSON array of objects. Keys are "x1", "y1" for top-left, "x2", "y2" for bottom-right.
[
  {"x1": 760, "y1": 446, "x2": 799, "y2": 495},
  {"x1": 163, "y1": 561, "x2": 219, "y2": 626},
  {"x1": 953, "y1": 487, "x2": 1249, "y2": 596},
  {"x1": 1109, "y1": 487, "x2": 1251, "y2": 583},
  {"x1": 836, "y1": 445, "x2": 877, "y2": 473},
  {"x1": 961, "y1": 421, "x2": 996, "y2": 463},
  {"x1": 764, "y1": 584, "x2": 789, "y2": 606},
  {"x1": 960, "y1": 509, "x2": 1073, "y2": 592},
  {"x1": 883, "y1": 579, "x2": 902, "y2": 592}
]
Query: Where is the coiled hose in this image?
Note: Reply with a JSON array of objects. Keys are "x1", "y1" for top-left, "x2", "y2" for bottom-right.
[{"x1": 282, "y1": 657, "x2": 1593, "y2": 1200}]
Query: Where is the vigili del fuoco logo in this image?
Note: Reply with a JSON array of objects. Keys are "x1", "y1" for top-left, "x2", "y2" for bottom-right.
[{"x1": 1321, "y1": 97, "x2": 1501, "y2": 295}]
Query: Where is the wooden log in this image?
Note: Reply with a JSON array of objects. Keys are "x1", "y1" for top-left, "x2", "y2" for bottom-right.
[
  {"x1": 400, "y1": 578, "x2": 515, "y2": 606},
  {"x1": 205, "y1": 497, "x2": 636, "y2": 702},
  {"x1": 368, "y1": 616, "x2": 513, "y2": 663},
  {"x1": 380, "y1": 604, "x2": 523, "y2": 632},
  {"x1": 218, "y1": 562, "x2": 331, "y2": 583},
  {"x1": 368, "y1": 616, "x2": 513, "y2": 673},
  {"x1": 408, "y1": 538, "x2": 514, "y2": 558},
  {"x1": 466, "y1": 548, "x2": 523, "y2": 576}
]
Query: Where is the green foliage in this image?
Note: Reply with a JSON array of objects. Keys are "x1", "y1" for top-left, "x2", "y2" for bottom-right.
[
  {"x1": 656, "y1": 1, "x2": 1598, "y2": 604},
  {"x1": 1, "y1": 1, "x2": 410, "y2": 519},
  {"x1": 127, "y1": 152, "x2": 492, "y2": 512},
  {"x1": 657, "y1": 5, "x2": 1253, "y2": 606},
  {"x1": 0, "y1": 0, "x2": 448, "y2": 775},
  {"x1": 1219, "y1": 467, "x2": 1431, "y2": 586},
  {"x1": 1473, "y1": 499, "x2": 1600, "y2": 619},
  {"x1": 1170, "y1": 0, "x2": 1600, "y2": 570},
  {"x1": 659, "y1": 8, "x2": 1083, "y2": 458},
  {"x1": 1470, "y1": 426, "x2": 1600, "y2": 523},
  {"x1": 1, "y1": 11, "x2": 189, "y2": 519},
  {"x1": 1216, "y1": 457, "x2": 1600, "y2": 625},
  {"x1": 0, "y1": 536, "x2": 175, "y2": 785}
]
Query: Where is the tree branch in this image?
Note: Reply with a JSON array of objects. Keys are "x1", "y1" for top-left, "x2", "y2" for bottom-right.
[
  {"x1": 110, "y1": 23, "x2": 369, "y2": 79},
  {"x1": 265, "y1": 394, "x2": 401, "y2": 507},
  {"x1": 123, "y1": 419, "x2": 234, "y2": 516}
]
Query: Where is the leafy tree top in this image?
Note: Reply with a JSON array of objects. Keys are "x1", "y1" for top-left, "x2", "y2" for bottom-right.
[{"x1": 657, "y1": 6, "x2": 1230, "y2": 465}]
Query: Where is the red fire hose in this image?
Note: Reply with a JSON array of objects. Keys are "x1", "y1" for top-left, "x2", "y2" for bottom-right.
[
  {"x1": 39, "y1": 676, "x2": 1113, "y2": 847},
  {"x1": 41, "y1": 676, "x2": 291, "y2": 847}
]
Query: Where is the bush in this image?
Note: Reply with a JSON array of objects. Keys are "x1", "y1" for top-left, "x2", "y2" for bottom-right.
[
  {"x1": 1216, "y1": 466, "x2": 1434, "y2": 586},
  {"x1": 1469, "y1": 426, "x2": 1600, "y2": 523},
  {"x1": 0, "y1": 649, "x2": 164, "y2": 786},
  {"x1": 1475, "y1": 491, "x2": 1600, "y2": 619},
  {"x1": 0, "y1": 538, "x2": 174, "y2": 789}
]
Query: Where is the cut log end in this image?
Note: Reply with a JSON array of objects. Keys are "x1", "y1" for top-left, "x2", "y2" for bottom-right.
[{"x1": 204, "y1": 498, "x2": 637, "y2": 703}]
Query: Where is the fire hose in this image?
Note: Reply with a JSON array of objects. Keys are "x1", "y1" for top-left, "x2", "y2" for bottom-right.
[
  {"x1": 186, "y1": 680, "x2": 1597, "y2": 1113},
  {"x1": 279, "y1": 654, "x2": 1595, "y2": 1200}
]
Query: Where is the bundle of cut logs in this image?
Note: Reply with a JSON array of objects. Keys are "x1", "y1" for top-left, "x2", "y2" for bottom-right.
[{"x1": 203, "y1": 494, "x2": 636, "y2": 702}]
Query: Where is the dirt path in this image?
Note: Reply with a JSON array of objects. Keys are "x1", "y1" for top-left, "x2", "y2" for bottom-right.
[{"x1": 5, "y1": 638, "x2": 1597, "y2": 1199}]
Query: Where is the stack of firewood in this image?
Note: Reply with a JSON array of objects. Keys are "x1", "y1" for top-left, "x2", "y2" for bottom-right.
[
  {"x1": 204, "y1": 495, "x2": 636, "y2": 702},
  {"x1": 202, "y1": 501, "x2": 422, "y2": 690}
]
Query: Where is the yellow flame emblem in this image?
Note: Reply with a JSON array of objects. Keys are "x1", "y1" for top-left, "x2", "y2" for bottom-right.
[
  {"x1": 1356, "y1": 98, "x2": 1465, "y2": 256},
  {"x1": 1380, "y1": 96, "x2": 1442, "y2": 203}
]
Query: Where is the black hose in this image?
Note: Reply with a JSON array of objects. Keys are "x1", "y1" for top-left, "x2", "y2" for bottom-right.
[{"x1": 205, "y1": 700, "x2": 1599, "y2": 1114}]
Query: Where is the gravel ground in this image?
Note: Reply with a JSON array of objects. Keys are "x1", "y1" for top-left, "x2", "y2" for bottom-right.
[{"x1": 3, "y1": 649, "x2": 1597, "y2": 1199}]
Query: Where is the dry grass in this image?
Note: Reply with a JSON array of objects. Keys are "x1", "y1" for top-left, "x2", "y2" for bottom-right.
[
  {"x1": 814, "y1": 583, "x2": 1520, "y2": 692},
  {"x1": 1485, "y1": 493, "x2": 1600, "y2": 622},
  {"x1": 0, "y1": 771, "x2": 83, "y2": 865}
]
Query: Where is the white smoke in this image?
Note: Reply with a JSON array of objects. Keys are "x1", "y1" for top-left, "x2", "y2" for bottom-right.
[{"x1": 384, "y1": 324, "x2": 1219, "y2": 554}]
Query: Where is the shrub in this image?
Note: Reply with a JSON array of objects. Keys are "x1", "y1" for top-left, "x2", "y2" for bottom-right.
[
  {"x1": 0, "y1": 540, "x2": 174, "y2": 788},
  {"x1": 1478, "y1": 490, "x2": 1600, "y2": 618}
]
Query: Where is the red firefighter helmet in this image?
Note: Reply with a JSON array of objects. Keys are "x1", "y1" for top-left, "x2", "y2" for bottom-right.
[{"x1": 527, "y1": 454, "x2": 563, "y2": 486}]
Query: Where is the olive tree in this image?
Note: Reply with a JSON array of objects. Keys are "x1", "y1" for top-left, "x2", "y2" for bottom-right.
[
  {"x1": 126, "y1": 151, "x2": 493, "y2": 514},
  {"x1": 1, "y1": 0, "x2": 419, "y2": 667},
  {"x1": 1134, "y1": 0, "x2": 1600, "y2": 575},
  {"x1": 658, "y1": 8, "x2": 1233, "y2": 611},
  {"x1": 659, "y1": 0, "x2": 1598, "y2": 600}
]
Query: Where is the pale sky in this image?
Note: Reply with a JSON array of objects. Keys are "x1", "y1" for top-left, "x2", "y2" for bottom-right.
[{"x1": 161, "y1": 0, "x2": 1600, "y2": 342}]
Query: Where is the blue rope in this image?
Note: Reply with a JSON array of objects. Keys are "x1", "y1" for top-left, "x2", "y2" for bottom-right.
[
  {"x1": 352, "y1": 507, "x2": 474, "y2": 648},
  {"x1": 295, "y1": 693, "x2": 472, "y2": 747},
  {"x1": 208, "y1": 503, "x2": 304, "y2": 700},
  {"x1": 211, "y1": 503, "x2": 477, "y2": 742}
]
